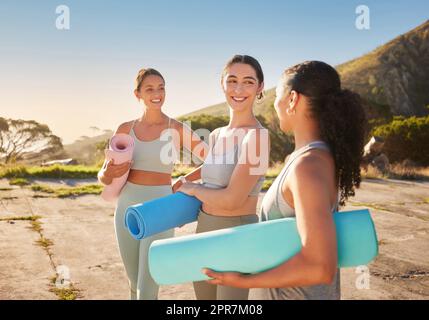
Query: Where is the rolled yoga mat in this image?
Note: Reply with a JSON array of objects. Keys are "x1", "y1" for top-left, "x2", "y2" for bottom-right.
[
  {"x1": 125, "y1": 192, "x2": 202, "y2": 240},
  {"x1": 148, "y1": 209, "x2": 378, "y2": 285},
  {"x1": 100, "y1": 133, "x2": 135, "y2": 202}
]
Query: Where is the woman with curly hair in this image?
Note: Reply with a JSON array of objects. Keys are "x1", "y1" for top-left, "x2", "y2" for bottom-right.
[{"x1": 201, "y1": 60, "x2": 367, "y2": 300}]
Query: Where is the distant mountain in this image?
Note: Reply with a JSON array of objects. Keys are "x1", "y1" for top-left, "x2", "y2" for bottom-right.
[
  {"x1": 337, "y1": 20, "x2": 429, "y2": 116},
  {"x1": 182, "y1": 20, "x2": 429, "y2": 119},
  {"x1": 63, "y1": 130, "x2": 113, "y2": 165}
]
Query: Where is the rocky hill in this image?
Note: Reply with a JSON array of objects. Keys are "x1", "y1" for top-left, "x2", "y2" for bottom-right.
[{"x1": 183, "y1": 20, "x2": 429, "y2": 119}]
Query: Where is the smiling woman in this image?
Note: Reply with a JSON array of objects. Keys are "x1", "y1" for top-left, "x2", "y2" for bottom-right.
[
  {"x1": 135, "y1": 68, "x2": 166, "y2": 109},
  {"x1": 97, "y1": 67, "x2": 208, "y2": 300},
  {"x1": 222, "y1": 55, "x2": 265, "y2": 105},
  {"x1": 177, "y1": 54, "x2": 270, "y2": 300}
]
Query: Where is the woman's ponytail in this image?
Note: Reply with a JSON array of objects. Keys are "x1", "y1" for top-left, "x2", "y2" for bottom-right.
[
  {"x1": 282, "y1": 61, "x2": 367, "y2": 206},
  {"x1": 316, "y1": 89, "x2": 367, "y2": 205}
]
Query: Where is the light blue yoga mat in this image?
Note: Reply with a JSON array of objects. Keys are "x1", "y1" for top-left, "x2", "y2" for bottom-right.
[
  {"x1": 148, "y1": 209, "x2": 378, "y2": 285},
  {"x1": 125, "y1": 192, "x2": 202, "y2": 240}
]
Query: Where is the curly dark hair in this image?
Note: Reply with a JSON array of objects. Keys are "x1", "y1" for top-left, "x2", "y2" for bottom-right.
[{"x1": 282, "y1": 61, "x2": 367, "y2": 206}]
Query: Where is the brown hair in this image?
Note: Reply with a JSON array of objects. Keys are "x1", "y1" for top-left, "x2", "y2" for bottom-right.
[
  {"x1": 281, "y1": 61, "x2": 367, "y2": 206},
  {"x1": 222, "y1": 55, "x2": 265, "y2": 100},
  {"x1": 135, "y1": 68, "x2": 165, "y2": 91}
]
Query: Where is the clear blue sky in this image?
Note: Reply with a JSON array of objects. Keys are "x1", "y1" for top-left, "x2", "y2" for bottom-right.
[{"x1": 1, "y1": 0, "x2": 428, "y2": 143}]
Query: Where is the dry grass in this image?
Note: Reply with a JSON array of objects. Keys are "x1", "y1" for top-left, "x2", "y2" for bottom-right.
[
  {"x1": 361, "y1": 164, "x2": 429, "y2": 181},
  {"x1": 2, "y1": 162, "x2": 428, "y2": 190},
  {"x1": 349, "y1": 201, "x2": 392, "y2": 212},
  {"x1": 361, "y1": 166, "x2": 387, "y2": 180},
  {"x1": 31, "y1": 184, "x2": 103, "y2": 198},
  {"x1": 36, "y1": 236, "x2": 54, "y2": 249},
  {"x1": 0, "y1": 164, "x2": 100, "y2": 179},
  {"x1": 49, "y1": 275, "x2": 81, "y2": 300},
  {"x1": 8, "y1": 178, "x2": 31, "y2": 186},
  {"x1": 30, "y1": 219, "x2": 43, "y2": 233},
  {"x1": 0, "y1": 215, "x2": 41, "y2": 222}
]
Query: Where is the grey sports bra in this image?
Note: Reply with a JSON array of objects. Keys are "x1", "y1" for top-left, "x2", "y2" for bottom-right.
[
  {"x1": 129, "y1": 118, "x2": 179, "y2": 174},
  {"x1": 260, "y1": 141, "x2": 339, "y2": 221},
  {"x1": 201, "y1": 126, "x2": 266, "y2": 197}
]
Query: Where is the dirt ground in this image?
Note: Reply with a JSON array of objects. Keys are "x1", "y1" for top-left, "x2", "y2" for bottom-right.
[{"x1": 0, "y1": 177, "x2": 428, "y2": 300}]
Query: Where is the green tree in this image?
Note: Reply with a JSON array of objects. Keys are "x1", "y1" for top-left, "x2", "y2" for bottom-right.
[{"x1": 0, "y1": 117, "x2": 64, "y2": 164}]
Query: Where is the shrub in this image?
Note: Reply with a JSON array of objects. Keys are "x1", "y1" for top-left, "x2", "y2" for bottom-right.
[{"x1": 372, "y1": 116, "x2": 429, "y2": 165}]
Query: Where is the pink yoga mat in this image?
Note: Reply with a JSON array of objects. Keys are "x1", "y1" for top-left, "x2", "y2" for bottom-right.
[{"x1": 100, "y1": 133, "x2": 135, "y2": 202}]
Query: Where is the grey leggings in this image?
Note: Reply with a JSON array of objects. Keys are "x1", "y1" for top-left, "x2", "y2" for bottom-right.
[
  {"x1": 193, "y1": 209, "x2": 259, "y2": 300},
  {"x1": 114, "y1": 182, "x2": 174, "y2": 300}
]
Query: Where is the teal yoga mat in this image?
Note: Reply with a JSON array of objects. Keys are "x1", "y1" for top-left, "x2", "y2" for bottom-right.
[
  {"x1": 125, "y1": 192, "x2": 202, "y2": 240},
  {"x1": 148, "y1": 209, "x2": 378, "y2": 285}
]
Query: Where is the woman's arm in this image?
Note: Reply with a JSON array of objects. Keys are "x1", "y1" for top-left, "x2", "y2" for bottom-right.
[
  {"x1": 179, "y1": 128, "x2": 270, "y2": 213},
  {"x1": 97, "y1": 159, "x2": 112, "y2": 185},
  {"x1": 171, "y1": 124, "x2": 215, "y2": 193},
  {"x1": 178, "y1": 121, "x2": 209, "y2": 163},
  {"x1": 177, "y1": 124, "x2": 218, "y2": 183},
  {"x1": 183, "y1": 165, "x2": 202, "y2": 182},
  {"x1": 172, "y1": 123, "x2": 218, "y2": 192},
  {"x1": 203, "y1": 155, "x2": 338, "y2": 288},
  {"x1": 172, "y1": 165, "x2": 202, "y2": 193}
]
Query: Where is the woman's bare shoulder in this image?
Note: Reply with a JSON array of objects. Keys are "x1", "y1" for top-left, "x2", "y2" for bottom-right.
[
  {"x1": 114, "y1": 120, "x2": 135, "y2": 135},
  {"x1": 291, "y1": 150, "x2": 335, "y2": 183}
]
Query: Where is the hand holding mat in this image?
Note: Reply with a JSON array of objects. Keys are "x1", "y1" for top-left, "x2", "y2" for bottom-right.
[
  {"x1": 125, "y1": 192, "x2": 202, "y2": 239},
  {"x1": 100, "y1": 133, "x2": 135, "y2": 202},
  {"x1": 148, "y1": 209, "x2": 378, "y2": 285}
]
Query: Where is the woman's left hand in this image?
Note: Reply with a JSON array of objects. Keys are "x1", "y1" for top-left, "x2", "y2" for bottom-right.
[
  {"x1": 177, "y1": 181, "x2": 199, "y2": 196},
  {"x1": 202, "y1": 268, "x2": 251, "y2": 288}
]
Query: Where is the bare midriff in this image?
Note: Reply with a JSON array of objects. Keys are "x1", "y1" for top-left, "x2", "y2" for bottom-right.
[
  {"x1": 202, "y1": 195, "x2": 259, "y2": 217},
  {"x1": 127, "y1": 169, "x2": 172, "y2": 186}
]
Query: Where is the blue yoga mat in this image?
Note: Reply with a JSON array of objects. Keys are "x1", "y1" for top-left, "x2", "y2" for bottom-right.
[
  {"x1": 148, "y1": 209, "x2": 378, "y2": 285},
  {"x1": 125, "y1": 192, "x2": 202, "y2": 240}
]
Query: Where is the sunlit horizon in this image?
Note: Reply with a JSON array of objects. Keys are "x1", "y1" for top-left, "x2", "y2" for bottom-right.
[{"x1": 1, "y1": 0, "x2": 428, "y2": 144}]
